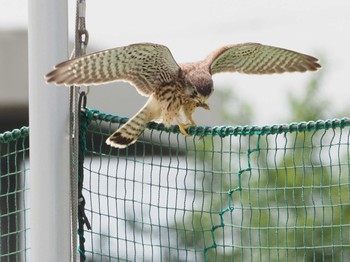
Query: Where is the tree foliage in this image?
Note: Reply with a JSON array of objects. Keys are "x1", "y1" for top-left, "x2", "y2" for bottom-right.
[{"x1": 173, "y1": 72, "x2": 350, "y2": 261}]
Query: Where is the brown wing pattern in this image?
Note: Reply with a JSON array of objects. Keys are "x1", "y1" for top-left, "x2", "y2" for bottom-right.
[
  {"x1": 46, "y1": 43, "x2": 181, "y2": 96},
  {"x1": 207, "y1": 43, "x2": 321, "y2": 75}
]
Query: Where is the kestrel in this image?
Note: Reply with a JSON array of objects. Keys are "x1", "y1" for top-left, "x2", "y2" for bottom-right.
[{"x1": 46, "y1": 42, "x2": 320, "y2": 148}]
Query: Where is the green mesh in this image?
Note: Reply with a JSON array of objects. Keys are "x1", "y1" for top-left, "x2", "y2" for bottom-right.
[
  {"x1": 1, "y1": 110, "x2": 350, "y2": 261},
  {"x1": 0, "y1": 127, "x2": 29, "y2": 261},
  {"x1": 80, "y1": 109, "x2": 350, "y2": 262}
]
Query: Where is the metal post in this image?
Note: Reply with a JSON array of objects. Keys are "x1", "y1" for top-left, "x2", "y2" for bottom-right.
[{"x1": 28, "y1": 0, "x2": 71, "y2": 261}]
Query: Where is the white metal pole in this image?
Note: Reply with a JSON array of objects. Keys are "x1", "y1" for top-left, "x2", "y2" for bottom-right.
[{"x1": 28, "y1": 0, "x2": 71, "y2": 261}]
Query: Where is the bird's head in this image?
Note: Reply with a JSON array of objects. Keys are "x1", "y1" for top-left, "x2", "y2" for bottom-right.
[{"x1": 187, "y1": 70, "x2": 214, "y2": 101}]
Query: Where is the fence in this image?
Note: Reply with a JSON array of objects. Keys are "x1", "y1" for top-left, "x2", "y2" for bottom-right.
[
  {"x1": 0, "y1": 111, "x2": 349, "y2": 261},
  {"x1": 0, "y1": 127, "x2": 29, "y2": 261}
]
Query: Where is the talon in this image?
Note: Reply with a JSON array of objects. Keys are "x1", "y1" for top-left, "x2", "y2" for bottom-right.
[
  {"x1": 197, "y1": 135, "x2": 205, "y2": 140},
  {"x1": 178, "y1": 124, "x2": 191, "y2": 137},
  {"x1": 177, "y1": 121, "x2": 194, "y2": 137}
]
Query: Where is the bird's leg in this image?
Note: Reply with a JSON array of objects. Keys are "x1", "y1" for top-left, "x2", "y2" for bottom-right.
[
  {"x1": 176, "y1": 114, "x2": 197, "y2": 137},
  {"x1": 177, "y1": 120, "x2": 192, "y2": 137},
  {"x1": 179, "y1": 117, "x2": 205, "y2": 140},
  {"x1": 193, "y1": 100, "x2": 210, "y2": 140},
  {"x1": 177, "y1": 100, "x2": 206, "y2": 137},
  {"x1": 187, "y1": 116, "x2": 197, "y2": 127},
  {"x1": 190, "y1": 115, "x2": 204, "y2": 140}
]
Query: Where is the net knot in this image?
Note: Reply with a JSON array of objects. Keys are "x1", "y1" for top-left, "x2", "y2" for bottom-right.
[
  {"x1": 215, "y1": 126, "x2": 230, "y2": 137},
  {"x1": 339, "y1": 118, "x2": 348, "y2": 128},
  {"x1": 0, "y1": 127, "x2": 29, "y2": 143},
  {"x1": 85, "y1": 108, "x2": 100, "y2": 120}
]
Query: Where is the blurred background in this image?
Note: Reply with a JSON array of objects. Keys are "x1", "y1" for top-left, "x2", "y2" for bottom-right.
[
  {"x1": 1, "y1": 0, "x2": 350, "y2": 133},
  {"x1": 1, "y1": 1, "x2": 350, "y2": 260}
]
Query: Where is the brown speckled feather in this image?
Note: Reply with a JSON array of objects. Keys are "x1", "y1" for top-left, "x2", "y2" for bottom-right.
[
  {"x1": 46, "y1": 42, "x2": 321, "y2": 148},
  {"x1": 46, "y1": 43, "x2": 180, "y2": 96},
  {"x1": 205, "y1": 43, "x2": 320, "y2": 74}
]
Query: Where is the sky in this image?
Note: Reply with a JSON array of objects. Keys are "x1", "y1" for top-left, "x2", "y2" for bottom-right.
[{"x1": 1, "y1": 0, "x2": 350, "y2": 125}]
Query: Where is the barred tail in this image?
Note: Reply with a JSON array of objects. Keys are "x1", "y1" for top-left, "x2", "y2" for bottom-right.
[{"x1": 106, "y1": 96, "x2": 160, "y2": 148}]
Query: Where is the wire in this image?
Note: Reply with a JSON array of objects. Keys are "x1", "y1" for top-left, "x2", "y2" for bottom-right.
[{"x1": 70, "y1": 0, "x2": 89, "y2": 261}]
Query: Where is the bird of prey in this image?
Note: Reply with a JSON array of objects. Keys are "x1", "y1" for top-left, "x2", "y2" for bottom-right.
[{"x1": 46, "y1": 42, "x2": 321, "y2": 148}]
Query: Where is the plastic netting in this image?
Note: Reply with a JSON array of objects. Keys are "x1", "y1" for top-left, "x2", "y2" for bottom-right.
[
  {"x1": 1, "y1": 111, "x2": 350, "y2": 261},
  {"x1": 79, "y1": 109, "x2": 350, "y2": 262},
  {"x1": 0, "y1": 127, "x2": 29, "y2": 261}
]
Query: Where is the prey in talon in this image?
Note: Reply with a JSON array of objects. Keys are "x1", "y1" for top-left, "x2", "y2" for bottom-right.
[
  {"x1": 197, "y1": 101, "x2": 210, "y2": 110},
  {"x1": 46, "y1": 42, "x2": 321, "y2": 148}
]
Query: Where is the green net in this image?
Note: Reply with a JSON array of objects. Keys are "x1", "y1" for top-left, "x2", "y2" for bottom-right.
[
  {"x1": 0, "y1": 127, "x2": 29, "y2": 261},
  {"x1": 1, "y1": 110, "x2": 350, "y2": 261},
  {"x1": 80, "y1": 109, "x2": 350, "y2": 262}
]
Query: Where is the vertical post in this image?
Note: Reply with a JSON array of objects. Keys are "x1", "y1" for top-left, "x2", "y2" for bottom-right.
[{"x1": 28, "y1": 0, "x2": 71, "y2": 261}]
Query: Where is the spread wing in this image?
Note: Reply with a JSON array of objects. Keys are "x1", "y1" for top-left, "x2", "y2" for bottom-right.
[
  {"x1": 205, "y1": 43, "x2": 321, "y2": 75},
  {"x1": 45, "y1": 43, "x2": 181, "y2": 96}
]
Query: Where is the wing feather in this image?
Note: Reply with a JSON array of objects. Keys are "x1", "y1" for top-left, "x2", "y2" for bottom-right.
[
  {"x1": 206, "y1": 43, "x2": 321, "y2": 75},
  {"x1": 46, "y1": 43, "x2": 181, "y2": 96}
]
